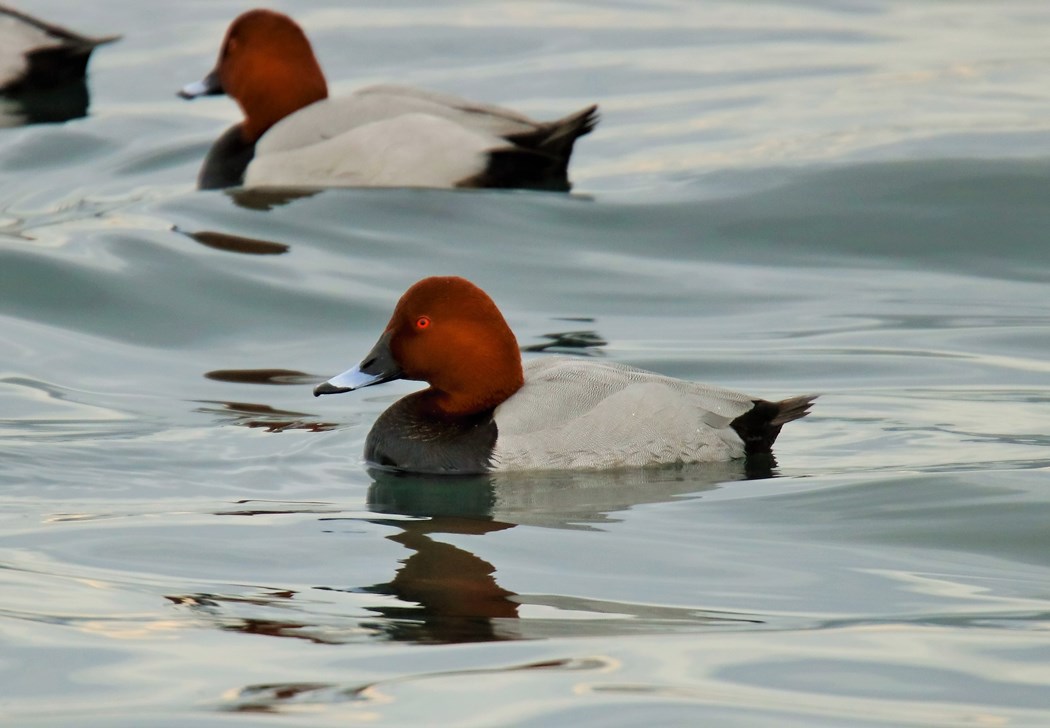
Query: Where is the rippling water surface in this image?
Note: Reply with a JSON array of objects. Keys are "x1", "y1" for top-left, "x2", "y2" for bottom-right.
[{"x1": 3, "y1": 1, "x2": 1050, "y2": 725}]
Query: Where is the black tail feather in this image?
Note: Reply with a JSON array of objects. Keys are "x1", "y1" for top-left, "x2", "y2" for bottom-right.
[
  {"x1": 730, "y1": 394, "x2": 817, "y2": 456},
  {"x1": 460, "y1": 147, "x2": 572, "y2": 192},
  {"x1": 465, "y1": 104, "x2": 598, "y2": 190},
  {"x1": 533, "y1": 104, "x2": 599, "y2": 159}
]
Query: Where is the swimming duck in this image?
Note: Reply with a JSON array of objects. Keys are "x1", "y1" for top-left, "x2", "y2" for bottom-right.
[
  {"x1": 314, "y1": 276, "x2": 816, "y2": 474},
  {"x1": 179, "y1": 9, "x2": 598, "y2": 191},
  {"x1": 0, "y1": 5, "x2": 117, "y2": 94}
]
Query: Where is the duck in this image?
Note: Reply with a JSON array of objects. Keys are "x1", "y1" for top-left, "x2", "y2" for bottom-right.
[
  {"x1": 179, "y1": 9, "x2": 598, "y2": 191},
  {"x1": 0, "y1": 5, "x2": 117, "y2": 94},
  {"x1": 313, "y1": 276, "x2": 817, "y2": 474}
]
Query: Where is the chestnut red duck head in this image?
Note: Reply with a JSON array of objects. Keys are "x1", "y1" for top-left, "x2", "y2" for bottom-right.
[
  {"x1": 180, "y1": 9, "x2": 328, "y2": 142},
  {"x1": 315, "y1": 276, "x2": 525, "y2": 418}
]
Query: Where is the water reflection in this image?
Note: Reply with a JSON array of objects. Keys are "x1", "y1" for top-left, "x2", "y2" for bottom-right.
[
  {"x1": 197, "y1": 370, "x2": 336, "y2": 431},
  {"x1": 180, "y1": 229, "x2": 289, "y2": 256},
  {"x1": 203, "y1": 369, "x2": 316, "y2": 386},
  {"x1": 194, "y1": 399, "x2": 337, "y2": 433},
  {"x1": 0, "y1": 81, "x2": 90, "y2": 126},
  {"x1": 223, "y1": 657, "x2": 610, "y2": 714},
  {"x1": 369, "y1": 459, "x2": 774, "y2": 526},
  {"x1": 226, "y1": 188, "x2": 322, "y2": 211},
  {"x1": 168, "y1": 591, "x2": 343, "y2": 646},
  {"x1": 349, "y1": 464, "x2": 768, "y2": 643},
  {"x1": 169, "y1": 462, "x2": 771, "y2": 651},
  {"x1": 353, "y1": 515, "x2": 518, "y2": 643},
  {"x1": 522, "y1": 328, "x2": 607, "y2": 355}
]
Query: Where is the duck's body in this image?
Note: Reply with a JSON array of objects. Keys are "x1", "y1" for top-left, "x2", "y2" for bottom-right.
[
  {"x1": 0, "y1": 4, "x2": 116, "y2": 94},
  {"x1": 181, "y1": 10, "x2": 597, "y2": 191},
  {"x1": 491, "y1": 358, "x2": 803, "y2": 471},
  {"x1": 240, "y1": 85, "x2": 596, "y2": 191},
  {"x1": 314, "y1": 277, "x2": 816, "y2": 474}
]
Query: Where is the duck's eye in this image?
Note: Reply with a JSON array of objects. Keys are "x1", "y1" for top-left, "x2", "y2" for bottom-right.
[{"x1": 415, "y1": 316, "x2": 431, "y2": 330}]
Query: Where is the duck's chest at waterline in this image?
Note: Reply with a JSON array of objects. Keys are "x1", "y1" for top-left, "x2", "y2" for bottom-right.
[{"x1": 364, "y1": 395, "x2": 497, "y2": 474}]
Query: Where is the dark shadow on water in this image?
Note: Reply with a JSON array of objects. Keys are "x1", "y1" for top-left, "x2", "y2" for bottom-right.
[
  {"x1": 196, "y1": 369, "x2": 337, "y2": 431},
  {"x1": 204, "y1": 369, "x2": 317, "y2": 386},
  {"x1": 178, "y1": 228, "x2": 290, "y2": 256},
  {"x1": 1, "y1": 80, "x2": 90, "y2": 125},
  {"x1": 522, "y1": 329, "x2": 607, "y2": 355},
  {"x1": 223, "y1": 185, "x2": 596, "y2": 212},
  {"x1": 215, "y1": 499, "x2": 341, "y2": 517},
  {"x1": 227, "y1": 187, "x2": 323, "y2": 211},
  {"x1": 220, "y1": 657, "x2": 610, "y2": 714},
  {"x1": 194, "y1": 399, "x2": 338, "y2": 433}
]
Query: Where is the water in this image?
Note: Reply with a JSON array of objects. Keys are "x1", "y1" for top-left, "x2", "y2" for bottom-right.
[{"x1": 3, "y1": 1, "x2": 1050, "y2": 725}]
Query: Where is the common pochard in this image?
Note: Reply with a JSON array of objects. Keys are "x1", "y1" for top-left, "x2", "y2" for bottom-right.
[
  {"x1": 314, "y1": 276, "x2": 817, "y2": 474},
  {"x1": 179, "y1": 9, "x2": 598, "y2": 191},
  {"x1": 0, "y1": 5, "x2": 116, "y2": 94}
]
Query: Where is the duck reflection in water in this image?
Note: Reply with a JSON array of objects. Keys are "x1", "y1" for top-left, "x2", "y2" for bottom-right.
[
  {"x1": 355, "y1": 461, "x2": 773, "y2": 644},
  {"x1": 171, "y1": 461, "x2": 773, "y2": 654}
]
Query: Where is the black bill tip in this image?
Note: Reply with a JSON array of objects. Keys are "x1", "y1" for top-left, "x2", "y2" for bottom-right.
[
  {"x1": 313, "y1": 382, "x2": 352, "y2": 397},
  {"x1": 178, "y1": 69, "x2": 224, "y2": 100}
]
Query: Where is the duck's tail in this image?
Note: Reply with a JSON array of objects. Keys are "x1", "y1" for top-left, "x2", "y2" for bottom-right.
[
  {"x1": 478, "y1": 104, "x2": 598, "y2": 191},
  {"x1": 508, "y1": 105, "x2": 600, "y2": 158},
  {"x1": 533, "y1": 104, "x2": 600, "y2": 158},
  {"x1": 1, "y1": 5, "x2": 120, "y2": 93},
  {"x1": 730, "y1": 394, "x2": 818, "y2": 456}
]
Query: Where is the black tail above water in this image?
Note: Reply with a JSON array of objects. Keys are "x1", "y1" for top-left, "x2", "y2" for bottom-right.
[
  {"x1": 528, "y1": 104, "x2": 600, "y2": 161},
  {"x1": 730, "y1": 394, "x2": 818, "y2": 455},
  {"x1": 463, "y1": 104, "x2": 599, "y2": 192}
]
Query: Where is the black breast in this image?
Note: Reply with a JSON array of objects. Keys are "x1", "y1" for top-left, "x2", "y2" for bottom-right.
[
  {"x1": 364, "y1": 393, "x2": 498, "y2": 474},
  {"x1": 198, "y1": 124, "x2": 256, "y2": 190}
]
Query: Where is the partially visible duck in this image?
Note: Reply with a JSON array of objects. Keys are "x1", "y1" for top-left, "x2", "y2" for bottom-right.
[
  {"x1": 0, "y1": 5, "x2": 117, "y2": 94},
  {"x1": 313, "y1": 276, "x2": 817, "y2": 474},
  {"x1": 179, "y1": 9, "x2": 598, "y2": 191}
]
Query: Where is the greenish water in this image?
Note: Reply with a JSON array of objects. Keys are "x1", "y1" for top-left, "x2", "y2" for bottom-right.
[{"x1": 3, "y1": 1, "x2": 1050, "y2": 725}]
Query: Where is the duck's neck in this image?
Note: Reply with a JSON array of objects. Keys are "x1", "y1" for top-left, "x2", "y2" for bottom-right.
[
  {"x1": 425, "y1": 375, "x2": 524, "y2": 419},
  {"x1": 239, "y1": 70, "x2": 327, "y2": 141}
]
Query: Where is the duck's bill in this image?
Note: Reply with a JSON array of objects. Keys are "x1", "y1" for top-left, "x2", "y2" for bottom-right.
[
  {"x1": 178, "y1": 69, "x2": 224, "y2": 99},
  {"x1": 313, "y1": 331, "x2": 402, "y2": 397},
  {"x1": 314, "y1": 365, "x2": 386, "y2": 395}
]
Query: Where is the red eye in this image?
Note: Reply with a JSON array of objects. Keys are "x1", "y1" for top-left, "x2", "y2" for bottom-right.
[{"x1": 415, "y1": 316, "x2": 431, "y2": 330}]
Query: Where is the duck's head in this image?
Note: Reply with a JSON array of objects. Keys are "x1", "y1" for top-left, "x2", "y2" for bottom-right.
[
  {"x1": 179, "y1": 9, "x2": 328, "y2": 141},
  {"x1": 315, "y1": 277, "x2": 525, "y2": 417}
]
